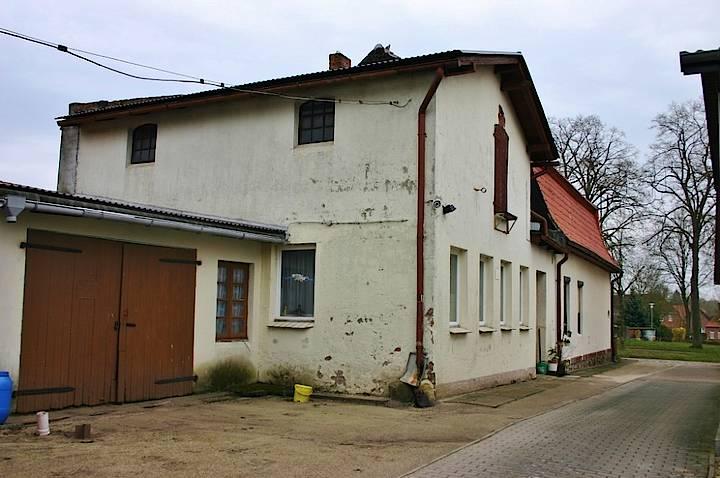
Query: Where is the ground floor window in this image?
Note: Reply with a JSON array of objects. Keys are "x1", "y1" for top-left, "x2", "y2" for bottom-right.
[
  {"x1": 479, "y1": 255, "x2": 492, "y2": 325},
  {"x1": 500, "y1": 261, "x2": 511, "y2": 325},
  {"x1": 563, "y1": 276, "x2": 571, "y2": 335},
  {"x1": 450, "y1": 253, "x2": 459, "y2": 326},
  {"x1": 216, "y1": 261, "x2": 250, "y2": 341},
  {"x1": 280, "y1": 248, "x2": 316, "y2": 318},
  {"x1": 577, "y1": 280, "x2": 584, "y2": 335},
  {"x1": 519, "y1": 266, "x2": 529, "y2": 325}
]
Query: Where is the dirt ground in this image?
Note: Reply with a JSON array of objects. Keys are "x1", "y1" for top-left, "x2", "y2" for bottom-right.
[{"x1": 0, "y1": 360, "x2": 663, "y2": 478}]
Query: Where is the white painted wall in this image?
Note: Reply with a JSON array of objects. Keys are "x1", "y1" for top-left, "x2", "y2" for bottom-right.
[
  {"x1": 426, "y1": 69, "x2": 549, "y2": 393},
  {"x1": 71, "y1": 75, "x2": 433, "y2": 227},
  {"x1": 61, "y1": 74, "x2": 437, "y2": 394},
  {"x1": 558, "y1": 254, "x2": 612, "y2": 360},
  {"x1": 424, "y1": 69, "x2": 611, "y2": 395}
]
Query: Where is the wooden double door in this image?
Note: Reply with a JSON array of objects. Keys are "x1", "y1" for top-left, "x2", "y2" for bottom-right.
[{"x1": 16, "y1": 230, "x2": 197, "y2": 413}]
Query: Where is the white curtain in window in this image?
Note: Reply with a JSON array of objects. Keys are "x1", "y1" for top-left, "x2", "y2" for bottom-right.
[{"x1": 281, "y1": 250, "x2": 315, "y2": 317}]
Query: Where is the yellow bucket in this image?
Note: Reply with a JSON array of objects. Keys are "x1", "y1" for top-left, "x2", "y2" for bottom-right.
[{"x1": 293, "y1": 384, "x2": 313, "y2": 403}]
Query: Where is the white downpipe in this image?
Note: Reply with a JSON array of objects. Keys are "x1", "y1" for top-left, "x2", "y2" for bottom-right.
[{"x1": 13, "y1": 199, "x2": 285, "y2": 244}]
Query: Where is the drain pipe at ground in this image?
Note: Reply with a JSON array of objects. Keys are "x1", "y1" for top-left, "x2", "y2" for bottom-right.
[
  {"x1": 555, "y1": 252, "x2": 569, "y2": 364},
  {"x1": 416, "y1": 68, "x2": 445, "y2": 373}
]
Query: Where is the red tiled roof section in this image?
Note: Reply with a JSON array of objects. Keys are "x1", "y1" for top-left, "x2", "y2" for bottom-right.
[{"x1": 534, "y1": 167, "x2": 618, "y2": 268}]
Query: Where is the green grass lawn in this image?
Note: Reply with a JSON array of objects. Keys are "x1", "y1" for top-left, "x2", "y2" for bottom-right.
[{"x1": 619, "y1": 339, "x2": 720, "y2": 363}]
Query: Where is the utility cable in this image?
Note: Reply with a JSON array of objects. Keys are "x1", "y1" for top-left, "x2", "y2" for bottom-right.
[{"x1": 0, "y1": 27, "x2": 411, "y2": 107}]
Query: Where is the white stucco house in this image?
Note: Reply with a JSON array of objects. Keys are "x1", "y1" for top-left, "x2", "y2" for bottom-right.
[{"x1": 0, "y1": 45, "x2": 619, "y2": 412}]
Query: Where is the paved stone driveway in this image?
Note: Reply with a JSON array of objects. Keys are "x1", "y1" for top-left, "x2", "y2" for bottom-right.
[{"x1": 406, "y1": 363, "x2": 720, "y2": 478}]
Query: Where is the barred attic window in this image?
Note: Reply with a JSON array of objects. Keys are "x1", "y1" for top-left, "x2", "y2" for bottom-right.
[
  {"x1": 131, "y1": 124, "x2": 157, "y2": 164},
  {"x1": 298, "y1": 101, "x2": 334, "y2": 145}
]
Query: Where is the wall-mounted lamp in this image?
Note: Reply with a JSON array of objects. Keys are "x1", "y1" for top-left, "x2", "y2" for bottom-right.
[{"x1": 442, "y1": 204, "x2": 456, "y2": 215}]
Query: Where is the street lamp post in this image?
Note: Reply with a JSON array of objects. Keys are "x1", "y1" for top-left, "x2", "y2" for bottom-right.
[{"x1": 649, "y1": 302, "x2": 655, "y2": 340}]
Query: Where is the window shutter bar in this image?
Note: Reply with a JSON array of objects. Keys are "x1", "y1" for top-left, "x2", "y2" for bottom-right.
[{"x1": 20, "y1": 242, "x2": 82, "y2": 253}]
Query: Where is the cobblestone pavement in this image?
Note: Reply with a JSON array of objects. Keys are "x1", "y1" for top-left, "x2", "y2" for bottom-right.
[{"x1": 406, "y1": 363, "x2": 720, "y2": 478}]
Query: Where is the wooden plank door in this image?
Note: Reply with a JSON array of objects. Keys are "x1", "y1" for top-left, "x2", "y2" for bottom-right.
[
  {"x1": 16, "y1": 230, "x2": 122, "y2": 413},
  {"x1": 118, "y1": 243, "x2": 197, "y2": 402}
]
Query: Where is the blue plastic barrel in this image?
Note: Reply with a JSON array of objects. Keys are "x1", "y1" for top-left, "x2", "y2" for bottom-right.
[{"x1": 0, "y1": 371, "x2": 12, "y2": 424}]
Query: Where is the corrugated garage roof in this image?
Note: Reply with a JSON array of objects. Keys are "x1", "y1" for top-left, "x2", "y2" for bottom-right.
[{"x1": 0, "y1": 180, "x2": 286, "y2": 238}]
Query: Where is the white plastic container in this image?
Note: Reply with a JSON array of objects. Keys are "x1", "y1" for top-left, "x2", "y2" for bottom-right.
[{"x1": 36, "y1": 411, "x2": 50, "y2": 436}]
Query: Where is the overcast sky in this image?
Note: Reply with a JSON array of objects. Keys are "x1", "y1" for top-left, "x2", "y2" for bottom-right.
[{"x1": 1, "y1": 0, "x2": 718, "y2": 190}]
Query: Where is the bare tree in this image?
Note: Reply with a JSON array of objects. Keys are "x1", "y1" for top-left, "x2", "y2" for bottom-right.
[
  {"x1": 551, "y1": 115, "x2": 648, "y2": 338},
  {"x1": 647, "y1": 100, "x2": 715, "y2": 347},
  {"x1": 650, "y1": 212, "x2": 692, "y2": 325},
  {"x1": 550, "y1": 115, "x2": 647, "y2": 253}
]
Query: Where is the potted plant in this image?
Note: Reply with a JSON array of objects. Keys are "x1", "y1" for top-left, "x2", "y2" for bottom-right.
[{"x1": 547, "y1": 347, "x2": 560, "y2": 374}]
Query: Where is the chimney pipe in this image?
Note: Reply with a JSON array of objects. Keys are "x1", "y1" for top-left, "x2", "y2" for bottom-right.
[{"x1": 329, "y1": 52, "x2": 351, "y2": 70}]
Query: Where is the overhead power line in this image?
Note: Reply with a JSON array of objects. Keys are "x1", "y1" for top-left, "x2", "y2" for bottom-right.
[{"x1": 0, "y1": 27, "x2": 411, "y2": 107}]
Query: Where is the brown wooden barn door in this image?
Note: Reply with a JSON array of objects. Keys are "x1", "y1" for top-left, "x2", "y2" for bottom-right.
[
  {"x1": 118, "y1": 243, "x2": 197, "y2": 402},
  {"x1": 16, "y1": 230, "x2": 122, "y2": 413}
]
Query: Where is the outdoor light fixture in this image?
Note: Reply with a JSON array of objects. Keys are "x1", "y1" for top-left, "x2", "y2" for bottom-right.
[{"x1": 442, "y1": 204, "x2": 456, "y2": 215}]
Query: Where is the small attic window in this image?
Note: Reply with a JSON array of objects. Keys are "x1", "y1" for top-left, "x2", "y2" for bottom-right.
[
  {"x1": 298, "y1": 101, "x2": 334, "y2": 145},
  {"x1": 130, "y1": 124, "x2": 157, "y2": 164}
]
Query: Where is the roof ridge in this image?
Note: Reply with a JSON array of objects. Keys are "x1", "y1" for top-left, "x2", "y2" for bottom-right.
[{"x1": 57, "y1": 49, "x2": 520, "y2": 120}]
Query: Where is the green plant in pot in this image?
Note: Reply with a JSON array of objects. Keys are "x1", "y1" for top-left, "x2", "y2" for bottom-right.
[{"x1": 547, "y1": 347, "x2": 560, "y2": 373}]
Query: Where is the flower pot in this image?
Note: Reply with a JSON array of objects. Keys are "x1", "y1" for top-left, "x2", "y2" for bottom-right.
[
  {"x1": 547, "y1": 362, "x2": 558, "y2": 373},
  {"x1": 536, "y1": 361, "x2": 548, "y2": 375}
]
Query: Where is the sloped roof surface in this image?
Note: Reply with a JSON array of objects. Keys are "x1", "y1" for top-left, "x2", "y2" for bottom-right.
[
  {"x1": 57, "y1": 48, "x2": 558, "y2": 162},
  {"x1": 0, "y1": 180, "x2": 286, "y2": 236},
  {"x1": 57, "y1": 49, "x2": 523, "y2": 119},
  {"x1": 533, "y1": 167, "x2": 618, "y2": 269}
]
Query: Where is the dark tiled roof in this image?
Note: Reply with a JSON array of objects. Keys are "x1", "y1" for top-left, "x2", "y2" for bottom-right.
[
  {"x1": 68, "y1": 95, "x2": 181, "y2": 115},
  {"x1": 533, "y1": 167, "x2": 619, "y2": 271},
  {"x1": 0, "y1": 180, "x2": 286, "y2": 237},
  {"x1": 56, "y1": 48, "x2": 558, "y2": 162},
  {"x1": 57, "y1": 49, "x2": 523, "y2": 120}
]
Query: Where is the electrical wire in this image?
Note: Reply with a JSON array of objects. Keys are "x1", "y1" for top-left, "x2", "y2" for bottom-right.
[{"x1": 0, "y1": 27, "x2": 411, "y2": 107}]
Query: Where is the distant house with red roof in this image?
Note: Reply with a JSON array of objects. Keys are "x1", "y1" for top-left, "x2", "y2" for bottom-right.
[{"x1": 662, "y1": 304, "x2": 720, "y2": 342}]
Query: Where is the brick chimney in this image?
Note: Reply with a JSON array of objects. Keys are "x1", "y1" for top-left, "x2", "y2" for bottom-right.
[{"x1": 329, "y1": 52, "x2": 351, "y2": 70}]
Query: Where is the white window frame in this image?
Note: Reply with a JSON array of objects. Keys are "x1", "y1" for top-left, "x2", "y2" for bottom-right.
[
  {"x1": 500, "y1": 261, "x2": 511, "y2": 325},
  {"x1": 563, "y1": 276, "x2": 571, "y2": 335},
  {"x1": 450, "y1": 252, "x2": 460, "y2": 327},
  {"x1": 478, "y1": 256, "x2": 488, "y2": 325},
  {"x1": 519, "y1": 266, "x2": 529, "y2": 325},
  {"x1": 577, "y1": 280, "x2": 584, "y2": 335},
  {"x1": 276, "y1": 244, "x2": 317, "y2": 321}
]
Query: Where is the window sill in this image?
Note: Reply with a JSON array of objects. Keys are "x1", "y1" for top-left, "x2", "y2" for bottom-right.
[
  {"x1": 519, "y1": 325, "x2": 531, "y2": 331},
  {"x1": 215, "y1": 338, "x2": 248, "y2": 342},
  {"x1": 479, "y1": 326, "x2": 495, "y2": 334},
  {"x1": 449, "y1": 326, "x2": 471, "y2": 335},
  {"x1": 500, "y1": 325, "x2": 514, "y2": 332},
  {"x1": 268, "y1": 320, "x2": 314, "y2": 329},
  {"x1": 294, "y1": 141, "x2": 334, "y2": 150}
]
